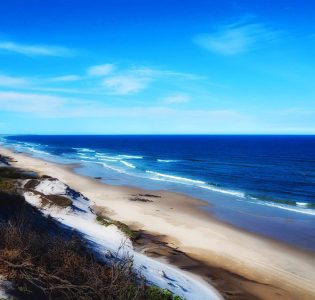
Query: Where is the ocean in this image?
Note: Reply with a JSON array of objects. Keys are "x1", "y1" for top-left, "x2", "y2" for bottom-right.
[{"x1": 1, "y1": 135, "x2": 315, "y2": 250}]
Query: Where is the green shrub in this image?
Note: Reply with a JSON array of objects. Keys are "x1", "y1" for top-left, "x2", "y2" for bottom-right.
[
  {"x1": 96, "y1": 215, "x2": 140, "y2": 240},
  {"x1": 147, "y1": 286, "x2": 183, "y2": 300}
]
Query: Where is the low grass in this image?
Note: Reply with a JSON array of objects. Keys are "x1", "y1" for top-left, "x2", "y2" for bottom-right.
[
  {"x1": 0, "y1": 179, "x2": 16, "y2": 194},
  {"x1": 23, "y1": 179, "x2": 40, "y2": 190},
  {"x1": 147, "y1": 286, "x2": 182, "y2": 300},
  {"x1": 42, "y1": 194, "x2": 72, "y2": 207},
  {"x1": 0, "y1": 192, "x2": 182, "y2": 300},
  {"x1": 0, "y1": 167, "x2": 38, "y2": 180},
  {"x1": 96, "y1": 215, "x2": 140, "y2": 240}
]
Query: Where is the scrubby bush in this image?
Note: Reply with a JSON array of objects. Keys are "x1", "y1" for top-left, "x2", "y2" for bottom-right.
[{"x1": 0, "y1": 169, "x2": 181, "y2": 300}]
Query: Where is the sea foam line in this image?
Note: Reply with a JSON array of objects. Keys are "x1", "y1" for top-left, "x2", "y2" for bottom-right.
[
  {"x1": 146, "y1": 171, "x2": 206, "y2": 185},
  {"x1": 95, "y1": 154, "x2": 142, "y2": 161},
  {"x1": 247, "y1": 199, "x2": 315, "y2": 216},
  {"x1": 100, "y1": 162, "x2": 128, "y2": 174},
  {"x1": 118, "y1": 155, "x2": 143, "y2": 159},
  {"x1": 157, "y1": 159, "x2": 179, "y2": 163},
  {"x1": 28, "y1": 148, "x2": 52, "y2": 156},
  {"x1": 73, "y1": 147, "x2": 96, "y2": 153},
  {"x1": 145, "y1": 169, "x2": 315, "y2": 214},
  {"x1": 146, "y1": 171, "x2": 245, "y2": 198},
  {"x1": 120, "y1": 160, "x2": 136, "y2": 169}
]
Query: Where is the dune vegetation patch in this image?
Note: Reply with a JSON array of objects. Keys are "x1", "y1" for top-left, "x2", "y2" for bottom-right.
[
  {"x1": 29, "y1": 190, "x2": 73, "y2": 208},
  {"x1": 96, "y1": 215, "x2": 140, "y2": 241}
]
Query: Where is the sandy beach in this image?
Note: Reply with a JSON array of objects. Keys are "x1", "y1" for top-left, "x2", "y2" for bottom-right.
[{"x1": 1, "y1": 146, "x2": 315, "y2": 300}]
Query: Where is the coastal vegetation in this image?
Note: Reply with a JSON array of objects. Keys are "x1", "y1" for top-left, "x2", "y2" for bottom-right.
[
  {"x1": 96, "y1": 215, "x2": 140, "y2": 241},
  {"x1": 0, "y1": 157, "x2": 182, "y2": 300}
]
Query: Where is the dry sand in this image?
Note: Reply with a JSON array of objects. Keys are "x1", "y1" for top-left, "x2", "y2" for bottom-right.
[{"x1": 1, "y1": 146, "x2": 315, "y2": 300}]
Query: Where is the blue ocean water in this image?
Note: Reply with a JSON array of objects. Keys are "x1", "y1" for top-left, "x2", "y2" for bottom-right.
[{"x1": 1, "y1": 135, "x2": 315, "y2": 249}]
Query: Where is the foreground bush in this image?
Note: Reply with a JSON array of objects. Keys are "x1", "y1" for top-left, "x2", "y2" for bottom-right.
[{"x1": 0, "y1": 170, "x2": 181, "y2": 300}]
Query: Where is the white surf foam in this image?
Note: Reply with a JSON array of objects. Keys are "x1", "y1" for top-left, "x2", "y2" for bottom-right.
[
  {"x1": 120, "y1": 160, "x2": 136, "y2": 169},
  {"x1": 95, "y1": 154, "x2": 121, "y2": 161},
  {"x1": 74, "y1": 147, "x2": 96, "y2": 153},
  {"x1": 78, "y1": 153, "x2": 90, "y2": 158},
  {"x1": 157, "y1": 159, "x2": 179, "y2": 163},
  {"x1": 145, "y1": 171, "x2": 245, "y2": 198},
  {"x1": 296, "y1": 202, "x2": 309, "y2": 207},
  {"x1": 146, "y1": 171, "x2": 205, "y2": 185},
  {"x1": 28, "y1": 148, "x2": 51, "y2": 156},
  {"x1": 100, "y1": 162, "x2": 128, "y2": 174},
  {"x1": 201, "y1": 185, "x2": 246, "y2": 198},
  {"x1": 99, "y1": 158, "x2": 119, "y2": 162},
  {"x1": 246, "y1": 199, "x2": 315, "y2": 216},
  {"x1": 119, "y1": 155, "x2": 143, "y2": 159}
]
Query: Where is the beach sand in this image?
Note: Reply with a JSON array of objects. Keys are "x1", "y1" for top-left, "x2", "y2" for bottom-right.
[{"x1": 1, "y1": 146, "x2": 315, "y2": 299}]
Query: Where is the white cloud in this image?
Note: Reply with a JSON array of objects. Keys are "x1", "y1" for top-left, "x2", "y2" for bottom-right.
[
  {"x1": 0, "y1": 62, "x2": 205, "y2": 98},
  {"x1": 194, "y1": 19, "x2": 280, "y2": 55},
  {"x1": 97, "y1": 65, "x2": 203, "y2": 95},
  {"x1": 80, "y1": 107, "x2": 240, "y2": 119},
  {"x1": 162, "y1": 93, "x2": 190, "y2": 104},
  {"x1": 48, "y1": 75, "x2": 83, "y2": 82},
  {"x1": 0, "y1": 90, "x2": 243, "y2": 119},
  {"x1": 0, "y1": 90, "x2": 254, "y2": 133},
  {"x1": 0, "y1": 75, "x2": 29, "y2": 87},
  {"x1": 0, "y1": 41, "x2": 72, "y2": 56},
  {"x1": 101, "y1": 75, "x2": 151, "y2": 95},
  {"x1": 0, "y1": 91, "x2": 64, "y2": 113},
  {"x1": 130, "y1": 67, "x2": 205, "y2": 80},
  {"x1": 87, "y1": 64, "x2": 115, "y2": 76}
]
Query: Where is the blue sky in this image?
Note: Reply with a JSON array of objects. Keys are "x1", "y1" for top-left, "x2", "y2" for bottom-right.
[{"x1": 0, "y1": 0, "x2": 314, "y2": 134}]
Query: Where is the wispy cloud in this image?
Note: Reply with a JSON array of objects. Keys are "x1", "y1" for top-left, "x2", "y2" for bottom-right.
[
  {"x1": 48, "y1": 75, "x2": 83, "y2": 82},
  {"x1": 0, "y1": 91, "x2": 246, "y2": 128},
  {"x1": 194, "y1": 18, "x2": 280, "y2": 55},
  {"x1": 0, "y1": 73, "x2": 86, "y2": 94},
  {"x1": 0, "y1": 41, "x2": 72, "y2": 56},
  {"x1": 87, "y1": 64, "x2": 115, "y2": 76},
  {"x1": 97, "y1": 65, "x2": 204, "y2": 95},
  {"x1": 101, "y1": 75, "x2": 151, "y2": 95},
  {"x1": 0, "y1": 74, "x2": 30, "y2": 87},
  {"x1": 0, "y1": 91, "x2": 64, "y2": 113},
  {"x1": 0, "y1": 62, "x2": 206, "y2": 97},
  {"x1": 162, "y1": 93, "x2": 190, "y2": 104},
  {"x1": 130, "y1": 67, "x2": 205, "y2": 80},
  {"x1": 0, "y1": 89, "x2": 255, "y2": 133}
]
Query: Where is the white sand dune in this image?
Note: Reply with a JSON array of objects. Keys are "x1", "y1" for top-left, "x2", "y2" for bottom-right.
[{"x1": 21, "y1": 178, "x2": 221, "y2": 300}]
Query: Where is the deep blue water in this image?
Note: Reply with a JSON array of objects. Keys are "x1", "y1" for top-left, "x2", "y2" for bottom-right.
[{"x1": 2, "y1": 135, "x2": 315, "y2": 250}]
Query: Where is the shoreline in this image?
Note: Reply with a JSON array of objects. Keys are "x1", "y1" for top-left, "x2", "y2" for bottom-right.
[{"x1": 1, "y1": 146, "x2": 315, "y2": 299}]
